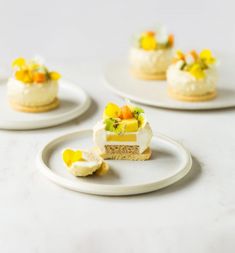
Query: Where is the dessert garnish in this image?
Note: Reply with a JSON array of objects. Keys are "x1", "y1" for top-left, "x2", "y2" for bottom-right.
[
  {"x1": 103, "y1": 103, "x2": 145, "y2": 134},
  {"x1": 135, "y1": 26, "x2": 174, "y2": 51},
  {"x1": 12, "y1": 57, "x2": 61, "y2": 84},
  {"x1": 172, "y1": 49, "x2": 216, "y2": 79}
]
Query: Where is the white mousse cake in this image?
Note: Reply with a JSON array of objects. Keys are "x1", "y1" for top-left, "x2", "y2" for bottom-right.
[
  {"x1": 129, "y1": 26, "x2": 174, "y2": 80},
  {"x1": 93, "y1": 103, "x2": 153, "y2": 160},
  {"x1": 167, "y1": 49, "x2": 217, "y2": 102},
  {"x1": 7, "y1": 57, "x2": 61, "y2": 112},
  {"x1": 62, "y1": 149, "x2": 109, "y2": 177}
]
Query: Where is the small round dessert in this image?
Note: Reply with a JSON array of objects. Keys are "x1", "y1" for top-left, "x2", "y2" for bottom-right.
[
  {"x1": 62, "y1": 149, "x2": 109, "y2": 177},
  {"x1": 7, "y1": 58, "x2": 61, "y2": 112},
  {"x1": 129, "y1": 27, "x2": 174, "y2": 80},
  {"x1": 93, "y1": 102, "x2": 153, "y2": 160},
  {"x1": 167, "y1": 50, "x2": 217, "y2": 102}
]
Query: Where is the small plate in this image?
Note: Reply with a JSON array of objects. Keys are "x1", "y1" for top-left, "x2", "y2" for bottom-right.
[
  {"x1": 37, "y1": 129, "x2": 192, "y2": 196},
  {"x1": 104, "y1": 61, "x2": 235, "y2": 110},
  {"x1": 0, "y1": 79, "x2": 90, "y2": 130}
]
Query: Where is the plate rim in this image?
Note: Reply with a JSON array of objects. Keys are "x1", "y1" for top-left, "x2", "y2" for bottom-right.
[
  {"x1": 0, "y1": 79, "x2": 91, "y2": 130},
  {"x1": 104, "y1": 60, "x2": 235, "y2": 111},
  {"x1": 37, "y1": 128, "x2": 192, "y2": 196}
]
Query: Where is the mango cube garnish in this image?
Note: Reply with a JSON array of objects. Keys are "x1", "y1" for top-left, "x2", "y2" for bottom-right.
[
  {"x1": 62, "y1": 149, "x2": 84, "y2": 167},
  {"x1": 11, "y1": 57, "x2": 61, "y2": 84},
  {"x1": 49, "y1": 71, "x2": 61, "y2": 81},
  {"x1": 120, "y1": 118, "x2": 138, "y2": 132}
]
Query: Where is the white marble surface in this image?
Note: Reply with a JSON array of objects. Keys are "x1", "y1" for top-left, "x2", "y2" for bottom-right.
[{"x1": 0, "y1": 1, "x2": 235, "y2": 252}]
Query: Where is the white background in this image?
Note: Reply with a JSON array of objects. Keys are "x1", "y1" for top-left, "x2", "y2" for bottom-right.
[{"x1": 0, "y1": 1, "x2": 235, "y2": 252}]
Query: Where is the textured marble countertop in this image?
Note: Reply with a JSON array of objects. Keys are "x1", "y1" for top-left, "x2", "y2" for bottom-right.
[{"x1": 0, "y1": 1, "x2": 234, "y2": 252}]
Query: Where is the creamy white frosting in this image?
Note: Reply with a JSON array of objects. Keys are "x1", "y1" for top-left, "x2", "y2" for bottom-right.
[
  {"x1": 67, "y1": 151, "x2": 103, "y2": 177},
  {"x1": 167, "y1": 64, "x2": 217, "y2": 96},
  {"x1": 129, "y1": 47, "x2": 173, "y2": 74},
  {"x1": 93, "y1": 120, "x2": 153, "y2": 154},
  {"x1": 7, "y1": 77, "x2": 58, "y2": 107}
]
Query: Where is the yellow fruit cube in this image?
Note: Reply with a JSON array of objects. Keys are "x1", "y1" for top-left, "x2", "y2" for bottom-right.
[
  {"x1": 50, "y1": 71, "x2": 61, "y2": 81},
  {"x1": 120, "y1": 118, "x2": 138, "y2": 132}
]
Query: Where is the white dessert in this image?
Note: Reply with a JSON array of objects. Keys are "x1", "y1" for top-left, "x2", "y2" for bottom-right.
[
  {"x1": 167, "y1": 63, "x2": 217, "y2": 96},
  {"x1": 65, "y1": 150, "x2": 104, "y2": 177},
  {"x1": 7, "y1": 78, "x2": 58, "y2": 107},
  {"x1": 93, "y1": 120, "x2": 153, "y2": 154},
  {"x1": 129, "y1": 47, "x2": 173, "y2": 75}
]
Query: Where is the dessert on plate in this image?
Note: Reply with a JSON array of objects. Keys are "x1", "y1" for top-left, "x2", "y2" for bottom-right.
[
  {"x1": 129, "y1": 25, "x2": 174, "y2": 80},
  {"x1": 62, "y1": 149, "x2": 109, "y2": 177},
  {"x1": 167, "y1": 49, "x2": 217, "y2": 102},
  {"x1": 93, "y1": 102, "x2": 153, "y2": 160},
  {"x1": 7, "y1": 57, "x2": 61, "y2": 112}
]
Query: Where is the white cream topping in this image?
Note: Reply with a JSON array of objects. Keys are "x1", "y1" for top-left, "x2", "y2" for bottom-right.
[
  {"x1": 67, "y1": 151, "x2": 103, "y2": 177},
  {"x1": 93, "y1": 121, "x2": 153, "y2": 154},
  {"x1": 7, "y1": 77, "x2": 58, "y2": 107},
  {"x1": 129, "y1": 47, "x2": 173, "y2": 74},
  {"x1": 167, "y1": 64, "x2": 217, "y2": 96}
]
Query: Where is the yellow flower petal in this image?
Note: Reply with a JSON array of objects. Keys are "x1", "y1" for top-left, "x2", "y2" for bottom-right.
[
  {"x1": 49, "y1": 71, "x2": 61, "y2": 81},
  {"x1": 200, "y1": 49, "x2": 216, "y2": 64},
  {"x1": 12, "y1": 58, "x2": 26, "y2": 68},
  {"x1": 104, "y1": 103, "x2": 121, "y2": 118},
  {"x1": 140, "y1": 33, "x2": 157, "y2": 50},
  {"x1": 62, "y1": 149, "x2": 83, "y2": 167},
  {"x1": 189, "y1": 63, "x2": 205, "y2": 79}
]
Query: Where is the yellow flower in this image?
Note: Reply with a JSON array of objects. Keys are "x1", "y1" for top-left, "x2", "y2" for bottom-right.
[
  {"x1": 49, "y1": 71, "x2": 61, "y2": 81},
  {"x1": 140, "y1": 32, "x2": 157, "y2": 50},
  {"x1": 12, "y1": 58, "x2": 26, "y2": 68},
  {"x1": 62, "y1": 149, "x2": 84, "y2": 167},
  {"x1": 189, "y1": 63, "x2": 205, "y2": 79},
  {"x1": 104, "y1": 103, "x2": 121, "y2": 118},
  {"x1": 199, "y1": 49, "x2": 216, "y2": 65}
]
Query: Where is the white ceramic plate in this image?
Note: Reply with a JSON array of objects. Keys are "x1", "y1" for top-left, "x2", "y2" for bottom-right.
[
  {"x1": 37, "y1": 129, "x2": 192, "y2": 196},
  {"x1": 104, "y1": 60, "x2": 235, "y2": 110},
  {"x1": 0, "y1": 79, "x2": 90, "y2": 130}
]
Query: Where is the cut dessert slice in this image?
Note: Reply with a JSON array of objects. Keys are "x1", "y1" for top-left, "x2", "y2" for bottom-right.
[{"x1": 93, "y1": 103, "x2": 153, "y2": 160}]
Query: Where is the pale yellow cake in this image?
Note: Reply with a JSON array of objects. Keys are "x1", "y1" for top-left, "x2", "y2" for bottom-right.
[
  {"x1": 129, "y1": 26, "x2": 174, "y2": 80},
  {"x1": 93, "y1": 103, "x2": 153, "y2": 160},
  {"x1": 167, "y1": 49, "x2": 217, "y2": 102},
  {"x1": 7, "y1": 57, "x2": 61, "y2": 112}
]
